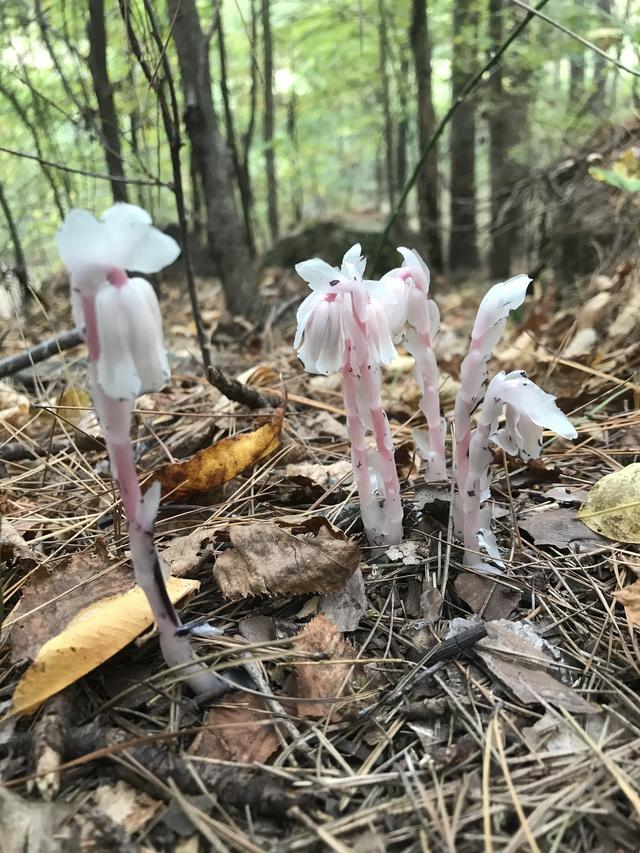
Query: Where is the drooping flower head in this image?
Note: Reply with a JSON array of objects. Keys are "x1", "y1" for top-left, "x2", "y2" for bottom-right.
[
  {"x1": 294, "y1": 244, "x2": 400, "y2": 375},
  {"x1": 57, "y1": 204, "x2": 180, "y2": 401}
]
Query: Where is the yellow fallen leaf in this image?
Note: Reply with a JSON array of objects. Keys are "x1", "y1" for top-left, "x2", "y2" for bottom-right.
[
  {"x1": 152, "y1": 403, "x2": 285, "y2": 500},
  {"x1": 8, "y1": 576, "x2": 199, "y2": 718},
  {"x1": 577, "y1": 463, "x2": 640, "y2": 543}
]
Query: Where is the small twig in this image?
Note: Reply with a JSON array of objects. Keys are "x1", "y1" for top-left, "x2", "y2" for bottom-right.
[
  {"x1": 357, "y1": 624, "x2": 488, "y2": 718},
  {"x1": 205, "y1": 364, "x2": 279, "y2": 409},
  {"x1": 0, "y1": 329, "x2": 82, "y2": 380}
]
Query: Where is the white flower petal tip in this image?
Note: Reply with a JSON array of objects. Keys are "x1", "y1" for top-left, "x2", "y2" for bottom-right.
[
  {"x1": 58, "y1": 204, "x2": 180, "y2": 283},
  {"x1": 397, "y1": 247, "x2": 431, "y2": 291},
  {"x1": 95, "y1": 276, "x2": 170, "y2": 401}
]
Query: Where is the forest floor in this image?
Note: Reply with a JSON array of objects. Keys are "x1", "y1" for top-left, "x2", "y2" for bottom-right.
[{"x1": 1, "y1": 257, "x2": 640, "y2": 852}]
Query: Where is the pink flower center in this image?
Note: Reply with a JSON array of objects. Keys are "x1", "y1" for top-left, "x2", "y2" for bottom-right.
[{"x1": 107, "y1": 267, "x2": 128, "y2": 288}]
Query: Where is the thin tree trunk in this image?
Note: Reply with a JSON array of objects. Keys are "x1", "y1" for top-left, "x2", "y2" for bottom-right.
[
  {"x1": 0, "y1": 81, "x2": 66, "y2": 219},
  {"x1": 487, "y1": 0, "x2": 529, "y2": 279},
  {"x1": 488, "y1": 0, "x2": 511, "y2": 279},
  {"x1": 242, "y1": 0, "x2": 259, "y2": 184},
  {"x1": 217, "y1": 6, "x2": 255, "y2": 255},
  {"x1": 410, "y1": 0, "x2": 443, "y2": 269},
  {"x1": 287, "y1": 90, "x2": 303, "y2": 225},
  {"x1": 378, "y1": 0, "x2": 395, "y2": 210},
  {"x1": 449, "y1": 0, "x2": 479, "y2": 272},
  {"x1": 592, "y1": 0, "x2": 612, "y2": 115},
  {"x1": 569, "y1": 52, "x2": 585, "y2": 106},
  {"x1": 262, "y1": 0, "x2": 279, "y2": 243},
  {"x1": 168, "y1": 0, "x2": 257, "y2": 317},
  {"x1": 395, "y1": 58, "x2": 409, "y2": 225},
  {"x1": 87, "y1": 0, "x2": 128, "y2": 202},
  {"x1": 0, "y1": 180, "x2": 29, "y2": 297}
]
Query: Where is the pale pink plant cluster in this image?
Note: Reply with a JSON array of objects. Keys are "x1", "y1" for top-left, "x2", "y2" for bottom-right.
[
  {"x1": 58, "y1": 204, "x2": 224, "y2": 695},
  {"x1": 294, "y1": 245, "x2": 577, "y2": 570}
]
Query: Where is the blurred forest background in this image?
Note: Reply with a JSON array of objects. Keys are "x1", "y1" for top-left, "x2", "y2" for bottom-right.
[{"x1": 0, "y1": 0, "x2": 639, "y2": 319}]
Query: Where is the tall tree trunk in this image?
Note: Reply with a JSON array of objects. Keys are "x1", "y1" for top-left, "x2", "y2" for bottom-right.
[
  {"x1": 410, "y1": 0, "x2": 442, "y2": 269},
  {"x1": 262, "y1": 0, "x2": 279, "y2": 243},
  {"x1": 592, "y1": 0, "x2": 612, "y2": 115},
  {"x1": 487, "y1": 0, "x2": 529, "y2": 279},
  {"x1": 395, "y1": 57, "x2": 409, "y2": 225},
  {"x1": 87, "y1": 0, "x2": 128, "y2": 203},
  {"x1": 287, "y1": 90, "x2": 303, "y2": 225},
  {"x1": 168, "y1": 0, "x2": 257, "y2": 317},
  {"x1": 378, "y1": 0, "x2": 395, "y2": 210},
  {"x1": 569, "y1": 51, "x2": 585, "y2": 106},
  {"x1": 488, "y1": 0, "x2": 511, "y2": 279},
  {"x1": 217, "y1": 6, "x2": 255, "y2": 256},
  {"x1": 449, "y1": 0, "x2": 479, "y2": 273},
  {"x1": 0, "y1": 179, "x2": 29, "y2": 297}
]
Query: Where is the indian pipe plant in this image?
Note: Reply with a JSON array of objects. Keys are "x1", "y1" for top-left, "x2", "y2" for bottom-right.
[
  {"x1": 294, "y1": 245, "x2": 577, "y2": 570},
  {"x1": 57, "y1": 203, "x2": 226, "y2": 696}
]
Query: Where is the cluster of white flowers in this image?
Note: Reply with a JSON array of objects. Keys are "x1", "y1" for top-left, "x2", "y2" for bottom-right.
[{"x1": 294, "y1": 244, "x2": 577, "y2": 568}]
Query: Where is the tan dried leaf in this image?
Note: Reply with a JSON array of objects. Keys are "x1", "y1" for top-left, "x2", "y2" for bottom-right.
[
  {"x1": 294, "y1": 614, "x2": 361, "y2": 718},
  {"x1": 189, "y1": 692, "x2": 280, "y2": 764},
  {"x1": 214, "y1": 517, "x2": 361, "y2": 599}
]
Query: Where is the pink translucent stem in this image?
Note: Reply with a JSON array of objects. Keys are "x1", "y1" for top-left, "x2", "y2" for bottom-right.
[
  {"x1": 413, "y1": 329, "x2": 447, "y2": 481},
  {"x1": 86, "y1": 308, "x2": 222, "y2": 695}
]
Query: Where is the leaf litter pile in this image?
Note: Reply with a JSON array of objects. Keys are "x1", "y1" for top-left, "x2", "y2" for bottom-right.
[{"x1": 1, "y1": 263, "x2": 640, "y2": 851}]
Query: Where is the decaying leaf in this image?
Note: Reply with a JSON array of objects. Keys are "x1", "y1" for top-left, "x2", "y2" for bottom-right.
[
  {"x1": 319, "y1": 568, "x2": 367, "y2": 631},
  {"x1": 454, "y1": 573, "x2": 520, "y2": 621},
  {"x1": 456, "y1": 618, "x2": 599, "y2": 714},
  {"x1": 519, "y1": 507, "x2": 607, "y2": 550},
  {"x1": 93, "y1": 781, "x2": 162, "y2": 834},
  {"x1": 189, "y1": 692, "x2": 280, "y2": 764},
  {"x1": 0, "y1": 380, "x2": 30, "y2": 434},
  {"x1": 293, "y1": 614, "x2": 362, "y2": 718},
  {"x1": 0, "y1": 518, "x2": 42, "y2": 572},
  {"x1": 613, "y1": 580, "x2": 640, "y2": 627},
  {"x1": 214, "y1": 516, "x2": 361, "y2": 599},
  {"x1": 0, "y1": 787, "x2": 72, "y2": 853},
  {"x1": 578, "y1": 463, "x2": 640, "y2": 543},
  {"x1": 8, "y1": 576, "x2": 199, "y2": 717},
  {"x1": 8, "y1": 542, "x2": 133, "y2": 663},
  {"x1": 152, "y1": 403, "x2": 285, "y2": 500}
]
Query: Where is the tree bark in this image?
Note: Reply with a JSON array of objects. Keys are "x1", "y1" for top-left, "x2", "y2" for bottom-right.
[
  {"x1": 217, "y1": 6, "x2": 255, "y2": 255},
  {"x1": 168, "y1": 0, "x2": 257, "y2": 317},
  {"x1": 592, "y1": 0, "x2": 612, "y2": 115},
  {"x1": 378, "y1": 0, "x2": 395, "y2": 210},
  {"x1": 449, "y1": 0, "x2": 479, "y2": 272},
  {"x1": 395, "y1": 57, "x2": 409, "y2": 225},
  {"x1": 262, "y1": 0, "x2": 279, "y2": 243},
  {"x1": 487, "y1": 0, "x2": 530, "y2": 280},
  {"x1": 410, "y1": 0, "x2": 443, "y2": 270},
  {"x1": 87, "y1": 0, "x2": 128, "y2": 203}
]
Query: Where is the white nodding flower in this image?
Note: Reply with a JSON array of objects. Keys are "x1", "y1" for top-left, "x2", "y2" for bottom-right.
[
  {"x1": 294, "y1": 244, "x2": 399, "y2": 375},
  {"x1": 471, "y1": 274, "x2": 531, "y2": 356},
  {"x1": 95, "y1": 276, "x2": 170, "y2": 400},
  {"x1": 57, "y1": 203, "x2": 180, "y2": 287},
  {"x1": 490, "y1": 370, "x2": 577, "y2": 460}
]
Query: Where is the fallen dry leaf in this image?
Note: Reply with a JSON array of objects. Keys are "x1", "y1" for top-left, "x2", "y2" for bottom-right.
[
  {"x1": 0, "y1": 380, "x2": 30, "y2": 434},
  {"x1": 8, "y1": 542, "x2": 132, "y2": 663},
  {"x1": 0, "y1": 787, "x2": 72, "y2": 852},
  {"x1": 454, "y1": 573, "x2": 520, "y2": 621},
  {"x1": 519, "y1": 507, "x2": 607, "y2": 550},
  {"x1": 1, "y1": 518, "x2": 42, "y2": 573},
  {"x1": 93, "y1": 781, "x2": 162, "y2": 834},
  {"x1": 152, "y1": 403, "x2": 285, "y2": 500},
  {"x1": 457, "y1": 618, "x2": 599, "y2": 714},
  {"x1": 8, "y1": 576, "x2": 199, "y2": 717},
  {"x1": 613, "y1": 580, "x2": 640, "y2": 627},
  {"x1": 189, "y1": 692, "x2": 280, "y2": 764},
  {"x1": 319, "y1": 568, "x2": 367, "y2": 631},
  {"x1": 578, "y1": 463, "x2": 640, "y2": 543},
  {"x1": 214, "y1": 516, "x2": 360, "y2": 599},
  {"x1": 293, "y1": 614, "x2": 361, "y2": 718}
]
